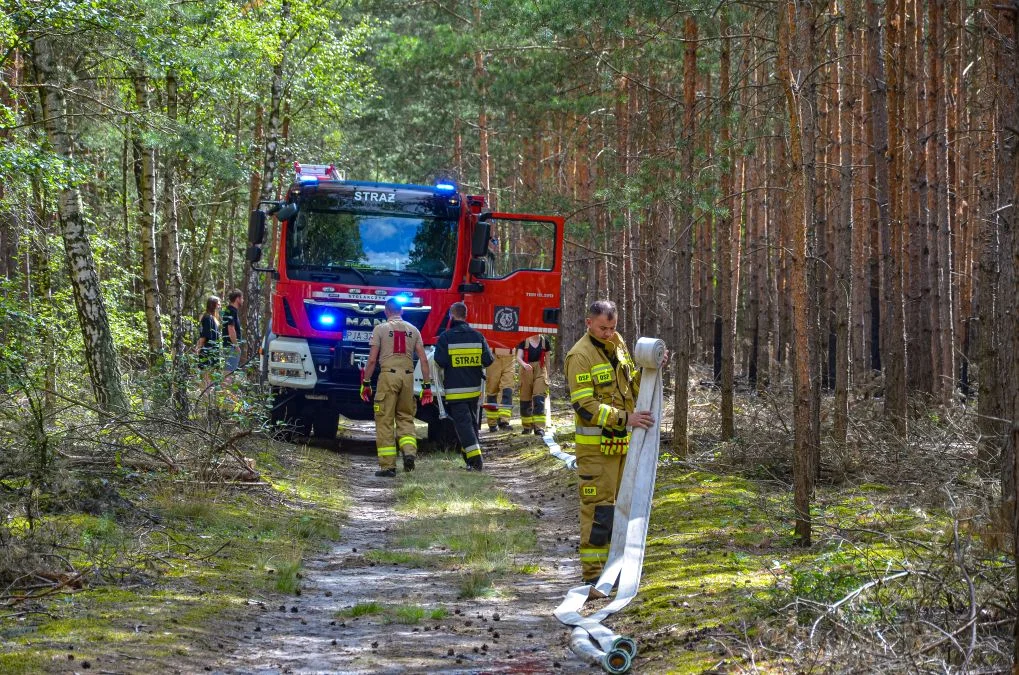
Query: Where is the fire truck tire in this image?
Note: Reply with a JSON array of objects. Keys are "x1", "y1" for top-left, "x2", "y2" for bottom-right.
[
  {"x1": 417, "y1": 402, "x2": 459, "y2": 449},
  {"x1": 427, "y1": 418, "x2": 458, "y2": 449},
  {"x1": 271, "y1": 391, "x2": 310, "y2": 442},
  {"x1": 311, "y1": 407, "x2": 340, "y2": 441}
]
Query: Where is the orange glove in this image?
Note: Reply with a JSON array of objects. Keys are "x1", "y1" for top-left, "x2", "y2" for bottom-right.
[
  {"x1": 420, "y1": 382, "x2": 434, "y2": 406},
  {"x1": 359, "y1": 367, "x2": 373, "y2": 403}
]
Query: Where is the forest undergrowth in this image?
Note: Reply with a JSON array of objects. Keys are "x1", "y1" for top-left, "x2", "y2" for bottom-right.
[
  {"x1": 620, "y1": 367, "x2": 1014, "y2": 673},
  {"x1": 0, "y1": 362, "x2": 1013, "y2": 673}
]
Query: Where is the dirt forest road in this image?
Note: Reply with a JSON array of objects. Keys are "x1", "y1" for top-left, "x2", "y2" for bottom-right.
[{"x1": 213, "y1": 424, "x2": 596, "y2": 675}]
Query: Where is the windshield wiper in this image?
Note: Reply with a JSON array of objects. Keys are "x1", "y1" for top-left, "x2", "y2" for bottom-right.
[{"x1": 299, "y1": 264, "x2": 369, "y2": 284}]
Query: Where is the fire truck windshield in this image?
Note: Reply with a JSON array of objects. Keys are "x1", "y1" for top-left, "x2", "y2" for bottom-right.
[{"x1": 285, "y1": 209, "x2": 458, "y2": 288}]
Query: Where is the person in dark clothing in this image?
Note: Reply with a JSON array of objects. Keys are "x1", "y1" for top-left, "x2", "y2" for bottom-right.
[
  {"x1": 195, "y1": 295, "x2": 221, "y2": 389},
  {"x1": 221, "y1": 288, "x2": 244, "y2": 374},
  {"x1": 433, "y1": 301, "x2": 494, "y2": 471}
]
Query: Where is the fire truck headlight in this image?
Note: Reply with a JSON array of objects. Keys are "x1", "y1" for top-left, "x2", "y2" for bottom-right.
[{"x1": 270, "y1": 350, "x2": 302, "y2": 364}]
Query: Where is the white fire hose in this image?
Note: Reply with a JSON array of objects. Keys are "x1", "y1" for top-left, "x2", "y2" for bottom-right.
[{"x1": 552, "y1": 337, "x2": 666, "y2": 674}]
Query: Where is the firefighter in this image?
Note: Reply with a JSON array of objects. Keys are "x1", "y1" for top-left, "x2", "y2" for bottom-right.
[
  {"x1": 361, "y1": 297, "x2": 434, "y2": 477},
  {"x1": 565, "y1": 299, "x2": 655, "y2": 583},
  {"x1": 484, "y1": 350, "x2": 515, "y2": 431},
  {"x1": 434, "y1": 301, "x2": 494, "y2": 471},
  {"x1": 516, "y1": 334, "x2": 551, "y2": 435}
]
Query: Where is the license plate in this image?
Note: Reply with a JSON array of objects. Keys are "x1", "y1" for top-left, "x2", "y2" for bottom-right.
[{"x1": 345, "y1": 330, "x2": 373, "y2": 343}]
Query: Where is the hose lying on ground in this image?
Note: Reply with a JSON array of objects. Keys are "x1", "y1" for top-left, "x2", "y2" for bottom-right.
[{"x1": 552, "y1": 337, "x2": 666, "y2": 674}]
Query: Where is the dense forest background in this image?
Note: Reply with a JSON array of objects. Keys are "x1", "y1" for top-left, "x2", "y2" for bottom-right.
[{"x1": 3, "y1": 0, "x2": 1019, "y2": 667}]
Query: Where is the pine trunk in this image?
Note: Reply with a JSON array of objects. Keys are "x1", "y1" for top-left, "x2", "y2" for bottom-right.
[
  {"x1": 671, "y1": 17, "x2": 697, "y2": 458},
  {"x1": 779, "y1": 1, "x2": 815, "y2": 545}
]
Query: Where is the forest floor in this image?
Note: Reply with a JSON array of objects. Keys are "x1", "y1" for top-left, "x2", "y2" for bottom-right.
[{"x1": 1, "y1": 382, "x2": 1013, "y2": 674}]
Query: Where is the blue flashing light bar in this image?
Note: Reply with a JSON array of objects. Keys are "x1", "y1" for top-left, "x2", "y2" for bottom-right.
[
  {"x1": 317, "y1": 313, "x2": 336, "y2": 327},
  {"x1": 394, "y1": 294, "x2": 411, "y2": 305},
  {"x1": 435, "y1": 182, "x2": 456, "y2": 192}
]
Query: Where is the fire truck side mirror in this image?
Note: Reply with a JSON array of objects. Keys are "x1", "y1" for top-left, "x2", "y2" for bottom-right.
[
  {"x1": 276, "y1": 203, "x2": 298, "y2": 222},
  {"x1": 246, "y1": 244, "x2": 263, "y2": 264},
  {"x1": 471, "y1": 218, "x2": 491, "y2": 258},
  {"x1": 468, "y1": 258, "x2": 487, "y2": 277},
  {"x1": 248, "y1": 210, "x2": 267, "y2": 244}
]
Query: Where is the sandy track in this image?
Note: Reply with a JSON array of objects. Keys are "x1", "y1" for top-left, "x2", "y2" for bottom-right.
[{"x1": 214, "y1": 424, "x2": 595, "y2": 674}]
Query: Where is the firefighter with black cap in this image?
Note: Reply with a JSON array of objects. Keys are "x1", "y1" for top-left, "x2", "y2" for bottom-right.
[
  {"x1": 434, "y1": 301, "x2": 494, "y2": 471},
  {"x1": 565, "y1": 299, "x2": 656, "y2": 583},
  {"x1": 361, "y1": 297, "x2": 433, "y2": 477}
]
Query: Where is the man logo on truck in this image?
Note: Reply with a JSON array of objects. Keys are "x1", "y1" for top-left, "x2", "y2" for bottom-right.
[{"x1": 347, "y1": 317, "x2": 385, "y2": 328}]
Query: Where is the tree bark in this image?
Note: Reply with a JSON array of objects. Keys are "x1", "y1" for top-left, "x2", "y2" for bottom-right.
[
  {"x1": 671, "y1": 16, "x2": 697, "y2": 458},
  {"x1": 32, "y1": 34, "x2": 127, "y2": 412},
  {"x1": 164, "y1": 71, "x2": 188, "y2": 418},
  {"x1": 879, "y1": 0, "x2": 908, "y2": 434},
  {"x1": 833, "y1": 0, "x2": 857, "y2": 445},
  {"x1": 779, "y1": 0, "x2": 816, "y2": 545},
  {"x1": 132, "y1": 70, "x2": 165, "y2": 364},
  {"x1": 718, "y1": 12, "x2": 736, "y2": 441}
]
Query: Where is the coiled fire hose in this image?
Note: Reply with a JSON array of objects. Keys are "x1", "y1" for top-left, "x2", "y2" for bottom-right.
[{"x1": 553, "y1": 337, "x2": 666, "y2": 674}]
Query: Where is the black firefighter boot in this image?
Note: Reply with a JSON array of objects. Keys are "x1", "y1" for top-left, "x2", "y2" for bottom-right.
[{"x1": 465, "y1": 455, "x2": 484, "y2": 472}]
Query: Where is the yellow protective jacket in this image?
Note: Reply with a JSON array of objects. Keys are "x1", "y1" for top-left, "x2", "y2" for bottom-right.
[{"x1": 565, "y1": 332, "x2": 641, "y2": 454}]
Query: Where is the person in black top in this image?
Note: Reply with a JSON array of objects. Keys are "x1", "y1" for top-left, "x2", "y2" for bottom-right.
[
  {"x1": 433, "y1": 302, "x2": 494, "y2": 471},
  {"x1": 221, "y1": 289, "x2": 244, "y2": 374},
  {"x1": 195, "y1": 295, "x2": 221, "y2": 389},
  {"x1": 516, "y1": 334, "x2": 552, "y2": 435}
]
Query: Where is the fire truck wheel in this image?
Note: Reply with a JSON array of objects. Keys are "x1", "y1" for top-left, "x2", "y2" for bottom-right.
[
  {"x1": 271, "y1": 391, "x2": 310, "y2": 443},
  {"x1": 311, "y1": 408, "x2": 340, "y2": 442},
  {"x1": 416, "y1": 402, "x2": 459, "y2": 450}
]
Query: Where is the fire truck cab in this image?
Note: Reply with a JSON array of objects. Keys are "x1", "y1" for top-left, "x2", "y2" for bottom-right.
[{"x1": 246, "y1": 164, "x2": 563, "y2": 443}]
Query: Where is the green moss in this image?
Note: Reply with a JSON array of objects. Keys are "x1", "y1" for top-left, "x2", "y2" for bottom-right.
[
  {"x1": 1, "y1": 444, "x2": 349, "y2": 669},
  {"x1": 0, "y1": 652, "x2": 54, "y2": 674}
]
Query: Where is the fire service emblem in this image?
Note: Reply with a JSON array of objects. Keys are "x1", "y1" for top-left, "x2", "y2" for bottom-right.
[{"x1": 493, "y1": 306, "x2": 519, "y2": 332}]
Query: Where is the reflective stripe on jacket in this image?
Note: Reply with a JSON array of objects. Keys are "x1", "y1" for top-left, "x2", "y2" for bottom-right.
[
  {"x1": 565, "y1": 333, "x2": 641, "y2": 453},
  {"x1": 434, "y1": 320, "x2": 495, "y2": 396}
]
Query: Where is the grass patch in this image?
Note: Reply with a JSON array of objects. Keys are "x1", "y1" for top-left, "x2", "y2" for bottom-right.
[
  {"x1": 363, "y1": 549, "x2": 432, "y2": 567},
  {"x1": 341, "y1": 601, "x2": 384, "y2": 617},
  {"x1": 336, "y1": 602, "x2": 448, "y2": 624},
  {"x1": 0, "y1": 442, "x2": 349, "y2": 672},
  {"x1": 273, "y1": 557, "x2": 303, "y2": 594},
  {"x1": 385, "y1": 451, "x2": 537, "y2": 582}
]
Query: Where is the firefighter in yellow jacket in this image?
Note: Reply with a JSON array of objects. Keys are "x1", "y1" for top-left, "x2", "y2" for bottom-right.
[
  {"x1": 484, "y1": 350, "x2": 515, "y2": 431},
  {"x1": 565, "y1": 299, "x2": 655, "y2": 583},
  {"x1": 361, "y1": 297, "x2": 433, "y2": 477}
]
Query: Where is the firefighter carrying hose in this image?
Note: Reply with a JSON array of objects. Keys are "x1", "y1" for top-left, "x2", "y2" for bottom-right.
[
  {"x1": 517, "y1": 334, "x2": 551, "y2": 435},
  {"x1": 434, "y1": 301, "x2": 494, "y2": 471},
  {"x1": 565, "y1": 300, "x2": 657, "y2": 583},
  {"x1": 485, "y1": 350, "x2": 515, "y2": 431},
  {"x1": 361, "y1": 297, "x2": 433, "y2": 477}
]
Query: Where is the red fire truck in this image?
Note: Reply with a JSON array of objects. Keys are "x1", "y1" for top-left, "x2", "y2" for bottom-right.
[{"x1": 246, "y1": 164, "x2": 563, "y2": 443}]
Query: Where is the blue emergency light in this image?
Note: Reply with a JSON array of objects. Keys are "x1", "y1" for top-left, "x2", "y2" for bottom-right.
[
  {"x1": 435, "y1": 182, "x2": 456, "y2": 192},
  {"x1": 394, "y1": 294, "x2": 411, "y2": 305},
  {"x1": 317, "y1": 313, "x2": 336, "y2": 327}
]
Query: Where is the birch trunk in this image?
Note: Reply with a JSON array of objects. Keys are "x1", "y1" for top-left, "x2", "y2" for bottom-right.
[
  {"x1": 132, "y1": 70, "x2": 164, "y2": 364},
  {"x1": 32, "y1": 34, "x2": 127, "y2": 412}
]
